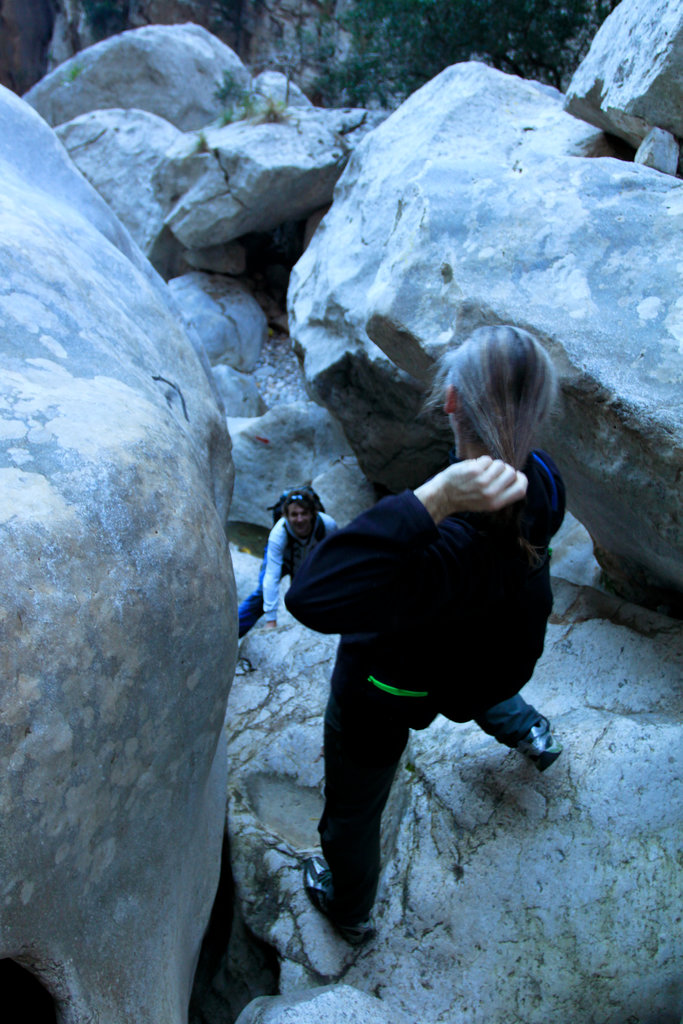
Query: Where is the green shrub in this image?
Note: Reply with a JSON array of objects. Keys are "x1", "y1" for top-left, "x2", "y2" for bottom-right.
[
  {"x1": 82, "y1": 0, "x2": 129, "y2": 41},
  {"x1": 315, "y1": 0, "x2": 621, "y2": 106}
]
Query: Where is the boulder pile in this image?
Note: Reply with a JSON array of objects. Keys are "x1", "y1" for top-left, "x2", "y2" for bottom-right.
[
  {"x1": 289, "y1": 10, "x2": 683, "y2": 610},
  {"x1": 24, "y1": 23, "x2": 377, "y2": 514}
]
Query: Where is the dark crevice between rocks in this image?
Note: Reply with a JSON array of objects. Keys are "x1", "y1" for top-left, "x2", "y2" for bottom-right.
[
  {"x1": 579, "y1": 131, "x2": 636, "y2": 161},
  {"x1": 189, "y1": 830, "x2": 279, "y2": 1024},
  {"x1": 0, "y1": 958, "x2": 57, "y2": 1023},
  {"x1": 241, "y1": 219, "x2": 308, "y2": 310}
]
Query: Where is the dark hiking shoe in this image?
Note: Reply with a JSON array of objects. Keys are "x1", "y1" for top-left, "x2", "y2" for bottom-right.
[
  {"x1": 516, "y1": 716, "x2": 562, "y2": 772},
  {"x1": 302, "y1": 855, "x2": 376, "y2": 946}
]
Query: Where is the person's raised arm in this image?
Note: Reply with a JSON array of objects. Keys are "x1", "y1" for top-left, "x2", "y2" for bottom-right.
[
  {"x1": 286, "y1": 457, "x2": 526, "y2": 634},
  {"x1": 414, "y1": 456, "x2": 527, "y2": 524}
]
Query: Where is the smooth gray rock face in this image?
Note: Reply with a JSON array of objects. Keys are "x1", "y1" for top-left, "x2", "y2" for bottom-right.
[
  {"x1": 288, "y1": 61, "x2": 683, "y2": 605},
  {"x1": 564, "y1": 0, "x2": 683, "y2": 148},
  {"x1": 634, "y1": 126, "x2": 680, "y2": 176},
  {"x1": 234, "y1": 984, "x2": 407, "y2": 1024},
  {"x1": 228, "y1": 402, "x2": 352, "y2": 527},
  {"x1": 226, "y1": 576, "x2": 683, "y2": 1024},
  {"x1": 159, "y1": 109, "x2": 350, "y2": 249},
  {"x1": 24, "y1": 22, "x2": 251, "y2": 130},
  {"x1": 56, "y1": 107, "x2": 182, "y2": 256},
  {"x1": 169, "y1": 271, "x2": 268, "y2": 371},
  {"x1": 212, "y1": 364, "x2": 267, "y2": 418},
  {"x1": 0, "y1": 85, "x2": 236, "y2": 1022}
]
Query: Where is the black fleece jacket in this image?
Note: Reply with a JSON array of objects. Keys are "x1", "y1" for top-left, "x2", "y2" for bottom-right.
[{"x1": 285, "y1": 451, "x2": 565, "y2": 728}]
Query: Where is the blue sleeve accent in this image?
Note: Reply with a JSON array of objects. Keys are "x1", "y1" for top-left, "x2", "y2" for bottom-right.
[{"x1": 531, "y1": 451, "x2": 559, "y2": 512}]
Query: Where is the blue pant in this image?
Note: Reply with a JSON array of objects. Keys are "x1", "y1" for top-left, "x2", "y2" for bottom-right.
[
  {"x1": 238, "y1": 558, "x2": 268, "y2": 638},
  {"x1": 319, "y1": 691, "x2": 542, "y2": 924}
]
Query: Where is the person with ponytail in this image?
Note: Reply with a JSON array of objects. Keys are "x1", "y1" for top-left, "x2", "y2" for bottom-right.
[{"x1": 285, "y1": 325, "x2": 566, "y2": 946}]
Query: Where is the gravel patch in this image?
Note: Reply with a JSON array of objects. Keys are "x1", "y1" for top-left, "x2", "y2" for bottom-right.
[{"x1": 250, "y1": 328, "x2": 309, "y2": 408}]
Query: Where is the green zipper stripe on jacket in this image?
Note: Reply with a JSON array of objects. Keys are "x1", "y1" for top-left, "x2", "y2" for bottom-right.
[{"x1": 368, "y1": 675, "x2": 428, "y2": 698}]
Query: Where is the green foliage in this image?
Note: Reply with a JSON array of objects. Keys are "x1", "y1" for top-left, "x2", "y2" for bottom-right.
[
  {"x1": 316, "y1": 0, "x2": 621, "y2": 105},
  {"x1": 82, "y1": 0, "x2": 129, "y2": 41},
  {"x1": 64, "y1": 62, "x2": 85, "y2": 83},
  {"x1": 213, "y1": 70, "x2": 249, "y2": 107}
]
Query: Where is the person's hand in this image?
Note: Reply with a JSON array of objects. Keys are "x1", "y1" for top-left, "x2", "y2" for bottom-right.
[
  {"x1": 264, "y1": 620, "x2": 277, "y2": 629},
  {"x1": 414, "y1": 456, "x2": 528, "y2": 524}
]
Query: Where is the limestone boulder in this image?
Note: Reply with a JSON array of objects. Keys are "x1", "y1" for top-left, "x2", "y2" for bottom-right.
[
  {"x1": 311, "y1": 456, "x2": 376, "y2": 527},
  {"x1": 0, "y1": 85, "x2": 236, "y2": 1021},
  {"x1": 23, "y1": 22, "x2": 251, "y2": 130},
  {"x1": 212, "y1": 364, "x2": 267, "y2": 418},
  {"x1": 634, "y1": 127, "x2": 680, "y2": 176},
  {"x1": 565, "y1": 0, "x2": 683, "y2": 149},
  {"x1": 317, "y1": 105, "x2": 388, "y2": 147},
  {"x1": 288, "y1": 61, "x2": 683, "y2": 607},
  {"x1": 235, "y1": 984, "x2": 409, "y2": 1024},
  {"x1": 224, "y1": 576, "x2": 683, "y2": 1024},
  {"x1": 169, "y1": 271, "x2": 267, "y2": 371},
  {"x1": 158, "y1": 108, "x2": 351, "y2": 249},
  {"x1": 56, "y1": 107, "x2": 181, "y2": 256},
  {"x1": 228, "y1": 402, "x2": 352, "y2": 527},
  {"x1": 253, "y1": 70, "x2": 313, "y2": 109}
]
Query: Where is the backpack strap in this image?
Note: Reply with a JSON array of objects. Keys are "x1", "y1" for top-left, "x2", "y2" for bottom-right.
[{"x1": 531, "y1": 451, "x2": 559, "y2": 512}]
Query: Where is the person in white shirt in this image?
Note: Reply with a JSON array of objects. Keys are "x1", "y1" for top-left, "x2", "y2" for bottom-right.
[{"x1": 238, "y1": 487, "x2": 337, "y2": 637}]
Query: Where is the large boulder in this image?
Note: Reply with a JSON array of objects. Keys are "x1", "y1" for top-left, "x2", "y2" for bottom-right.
[
  {"x1": 158, "y1": 108, "x2": 351, "y2": 249},
  {"x1": 23, "y1": 22, "x2": 251, "y2": 130},
  {"x1": 225, "y1": 577, "x2": 683, "y2": 1023},
  {"x1": 168, "y1": 271, "x2": 268, "y2": 371},
  {"x1": 252, "y1": 70, "x2": 313, "y2": 109},
  {"x1": 564, "y1": 0, "x2": 683, "y2": 149},
  {"x1": 288, "y1": 61, "x2": 683, "y2": 608},
  {"x1": 56, "y1": 107, "x2": 181, "y2": 256},
  {"x1": 212, "y1": 365, "x2": 267, "y2": 418},
  {"x1": 0, "y1": 85, "x2": 236, "y2": 1021}
]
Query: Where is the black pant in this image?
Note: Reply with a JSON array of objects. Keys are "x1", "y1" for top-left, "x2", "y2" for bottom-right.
[
  {"x1": 318, "y1": 691, "x2": 408, "y2": 924},
  {"x1": 318, "y1": 690, "x2": 541, "y2": 924}
]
